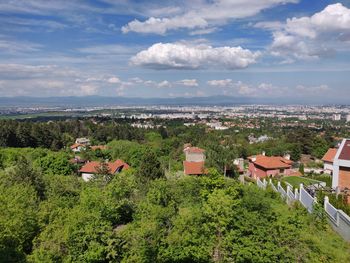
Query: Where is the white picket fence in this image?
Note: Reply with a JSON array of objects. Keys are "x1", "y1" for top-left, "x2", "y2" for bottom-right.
[{"x1": 255, "y1": 177, "x2": 350, "y2": 241}]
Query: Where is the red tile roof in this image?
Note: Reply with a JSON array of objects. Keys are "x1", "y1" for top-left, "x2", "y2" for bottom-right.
[
  {"x1": 70, "y1": 143, "x2": 84, "y2": 149},
  {"x1": 248, "y1": 155, "x2": 292, "y2": 169},
  {"x1": 184, "y1": 147, "x2": 205, "y2": 154},
  {"x1": 183, "y1": 161, "x2": 206, "y2": 175},
  {"x1": 322, "y1": 148, "x2": 337, "y2": 163},
  {"x1": 339, "y1": 140, "x2": 350, "y2": 161},
  {"x1": 79, "y1": 160, "x2": 130, "y2": 174}
]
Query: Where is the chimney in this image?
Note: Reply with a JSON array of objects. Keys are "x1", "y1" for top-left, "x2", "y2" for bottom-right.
[
  {"x1": 239, "y1": 158, "x2": 244, "y2": 170},
  {"x1": 284, "y1": 153, "x2": 290, "y2": 160},
  {"x1": 252, "y1": 155, "x2": 257, "y2": 162},
  {"x1": 262, "y1": 151, "x2": 266, "y2": 156}
]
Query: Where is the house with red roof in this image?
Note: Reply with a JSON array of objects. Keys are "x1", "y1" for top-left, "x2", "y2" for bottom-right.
[
  {"x1": 322, "y1": 148, "x2": 338, "y2": 174},
  {"x1": 332, "y1": 139, "x2": 350, "y2": 199},
  {"x1": 183, "y1": 146, "x2": 206, "y2": 175},
  {"x1": 70, "y1": 143, "x2": 86, "y2": 153},
  {"x1": 248, "y1": 153, "x2": 293, "y2": 179},
  {"x1": 79, "y1": 159, "x2": 130, "y2": 181}
]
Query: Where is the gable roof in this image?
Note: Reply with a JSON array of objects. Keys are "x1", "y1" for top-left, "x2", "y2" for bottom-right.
[
  {"x1": 70, "y1": 143, "x2": 85, "y2": 149},
  {"x1": 184, "y1": 147, "x2": 205, "y2": 154},
  {"x1": 338, "y1": 140, "x2": 350, "y2": 161},
  {"x1": 183, "y1": 161, "x2": 206, "y2": 175},
  {"x1": 79, "y1": 159, "x2": 130, "y2": 174},
  {"x1": 248, "y1": 155, "x2": 292, "y2": 169},
  {"x1": 322, "y1": 148, "x2": 337, "y2": 163}
]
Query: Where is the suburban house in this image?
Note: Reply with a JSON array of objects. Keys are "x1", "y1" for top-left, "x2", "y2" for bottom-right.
[
  {"x1": 75, "y1": 137, "x2": 90, "y2": 145},
  {"x1": 248, "y1": 153, "x2": 293, "y2": 178},
  {"x1": 70, "y1": 143, "x2": 86, "y2": 153},
  {"x1": 332, "y1": 139, "x2": 350, "y2": 196},
  {"x1": 70, "y1": 137, "x2": 91, "y2": 153},
  {"x1": 322, "y1": 148, "x2": 338, "y2": 174},
  {"x1": 183, "y1": 146, "x2": 207, "y2": 175},
  {"x1": 79, "y1": 159, "x2": 130, "y2": 182}
]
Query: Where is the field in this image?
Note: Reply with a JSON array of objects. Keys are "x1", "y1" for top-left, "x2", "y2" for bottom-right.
[{"x1": 282, "y1": 176, "x2": 322, "y2": 188}]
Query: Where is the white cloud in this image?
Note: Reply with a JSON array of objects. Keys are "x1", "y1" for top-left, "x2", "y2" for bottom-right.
[
  {"x1": 108, "y1": 77, "x2": 121, "y2": 83},
  {"x1": 122, "y1": 13, "x2": 208, "y2": 35},
  {"x1": 157, "y1": 80, "x2": 172, "y2": 88},
  {"x1": 80, "y1": 85, "x2": 98, "y2": 95},
  {"x1": 268, "y1": 3, "x2": 350, "y2": 62},
  {"x1": 207, "y1": 79, "x2": 232, "y2": 87},
  {"x1": 122, "y1": 0, "x2": 298, "y2": 34},
  {"x1": 130, "y1": 43, "x2": 260, "y2": 70},
  {"x1": 176, "y1": 79, "x2": 199, "y2": 87}
]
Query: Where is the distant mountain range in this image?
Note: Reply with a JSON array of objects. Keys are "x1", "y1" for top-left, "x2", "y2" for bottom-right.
[{"x1": 0, "y1": 95, "x2": 342, "y2": 107}]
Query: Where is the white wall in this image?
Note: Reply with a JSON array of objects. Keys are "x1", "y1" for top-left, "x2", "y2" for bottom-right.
[{"x1": 82, "y1": 173, "x2": 94, "y2": 182}]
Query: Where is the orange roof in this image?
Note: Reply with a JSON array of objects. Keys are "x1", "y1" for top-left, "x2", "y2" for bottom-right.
[
  {"x1": 248, "y1": 155, "x2": 292, "y2": 169},
  {"x1": 322, "y1": 148, "x2": 337, "y2": 163},
  {"x1": 91, "y1": 145, "x2": 108, "y2": 150},
  {"x1": 183, "y1": 161, "x2": 206, "y2": 175},
  {"x1": 70, "y1": 143, "x2": 84, "y2": 149},
  {"x1": 79, "y1": 159, "x2": 129, "y2": 174},
  {"x1": 184, "y1": 147, "x2": 205, "y2": 154}
]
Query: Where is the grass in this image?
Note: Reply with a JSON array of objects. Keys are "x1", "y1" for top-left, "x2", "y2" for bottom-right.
[{"x1": 282, "y1": 176, "x2": 322, "y2": 188}]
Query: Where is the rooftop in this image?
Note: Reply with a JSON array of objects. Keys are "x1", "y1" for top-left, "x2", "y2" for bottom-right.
[
  {"x1": 183, "y1": 161, "x2": 206, "y2": 175},
  {"x1": 339, "y1": 140, "x2": 350, "y2": 161},
  {"x1": 322, "y1": 148, "x2": 337, "y2": 163},
  {"x1": 79, "y1": 159, "x2": 129, "y2": 174},
  {"x1": 248, "y1": 155, "x2": 293, "y2": 169}
]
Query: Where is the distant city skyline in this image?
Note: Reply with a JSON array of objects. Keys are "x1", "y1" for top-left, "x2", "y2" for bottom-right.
[{"x1": 0, "y1": 0, "x2": 350, "y2": 103}]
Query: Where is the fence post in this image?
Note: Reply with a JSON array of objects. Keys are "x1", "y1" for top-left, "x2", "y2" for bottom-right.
[
  {"x1": 294, "y1": 188, "x2": 298, "y2": 200},
  {"x1": 277, "y1": 181, "x2": 281, "y2": 189},
  {"x1": 299, "y1": 184, "x2": 303, "y2": 201},
  {"x1": 269, "y1": 178, "x2": 272, "y2": 185},
  {"x1": 324, "y1": 196, "x2": 329, "y2": 210}
]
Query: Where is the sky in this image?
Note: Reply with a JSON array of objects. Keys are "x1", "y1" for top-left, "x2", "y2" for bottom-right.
[{"x1": 0, "y1": 0, "x2": 350, "y2": 103}]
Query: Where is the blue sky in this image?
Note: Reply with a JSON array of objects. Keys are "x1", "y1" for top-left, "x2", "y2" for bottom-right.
[{"x1": 0, "y1": 0, "x2": 350, "y2": 103}]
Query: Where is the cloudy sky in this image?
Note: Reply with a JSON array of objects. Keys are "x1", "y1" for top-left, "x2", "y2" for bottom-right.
[{"x1": 0, "y1": 0, "x2": 350, "y2": 102}]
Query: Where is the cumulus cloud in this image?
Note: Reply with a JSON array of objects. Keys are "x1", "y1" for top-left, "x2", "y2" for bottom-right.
[
  {"x1": 176, "y1": 79, "x2": 199, "y2": 87},
  {"x1": 207, "y1": 79, "x2": 232, "y2": 87},
  {"x1": 108, "y1": 76, "x2": 121, "y2": 83},
  {"x1": 122, "y1": 13, "x2": 208, "y2": 35},
  {"x1": 206, "y1": 79, "x2": 330, "y2": 97},
  {"x1": 130, "y1": 43, "x2": 260, "y2": 70},
  {"x1": 267, "y1": 3, "x2": 350, "y2": 62},
  {"x1": 122, "y1": 0, "x2": 298, "y2": 35}
]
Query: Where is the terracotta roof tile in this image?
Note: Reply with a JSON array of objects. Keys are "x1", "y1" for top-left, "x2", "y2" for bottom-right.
[
  {"x1": 248, "y1": 155, "x2": 292, "y2": 169},
  {"x1": 79, "y1": 159, "x2": 129, "y2": 174},
  {"x1": 183, "y1": 161, "x2": 206, "y2": 175},
  {"x1": 184, "y1": 147, "x2": 205, "y2": 154},
  {"x1": 322, "y1": 148, "x2": 337, "y2": 163}
]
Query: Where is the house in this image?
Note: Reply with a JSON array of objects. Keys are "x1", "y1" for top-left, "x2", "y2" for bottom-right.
[
  {"x1": 322, "y1": 148, "x2": 337, "y2": 174},
  {"x1": 183, "y1": 146, "x2": 206, "y2": 175},
  {"x1": 70, "y1": 143, "x2": 86, "y2": 153},
  {"x1": 331, "y1": 139, "x2": 350, "y2": 196},
  {"x1": 79, "y1": 159, "x2": 130, "y2": 182},
  {"x1": 183, "y1": 146, "x2": 205, "y2": 162},
  {"x1": 75, "y1": 137, "x2": 90, "y2": 146},
  {"x1": 248, "y1": 153, "x2": 293, "y2": 179},
  {"x1": 183, "y1": 161, "x2": 206, "y2": 175}
]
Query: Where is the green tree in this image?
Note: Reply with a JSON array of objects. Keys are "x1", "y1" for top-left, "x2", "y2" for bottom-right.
[{"x1": 138, "y1": 150, "x2": 165, "y2": 180}]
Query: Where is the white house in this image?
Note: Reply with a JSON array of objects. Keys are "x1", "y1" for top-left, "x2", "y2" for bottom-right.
[
  {"x1": 322, "y1": 148, "x2": 337, "y2": 174},
  {"x1": 70, "y1": 143, "x2": 86, "y2": 153},
  {"x1": 332, "y1": 139, "x2": 350, "y2": 201},
  {"x1": 79, "y1": 159, "x2": 130, "y2": 182}
]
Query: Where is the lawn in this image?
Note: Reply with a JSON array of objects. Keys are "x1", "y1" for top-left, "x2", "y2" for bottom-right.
[{"x1": 282, "y1": 176, "x2": 322, "y2": 188}]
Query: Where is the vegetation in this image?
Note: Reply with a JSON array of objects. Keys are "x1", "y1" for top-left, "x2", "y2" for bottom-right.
[
  {"x1": 0, "y1": 119, "x2": 349, "y2": 262},
  {"x1": 282, "y1": 176, "x2": 322, "y2": 188}
]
